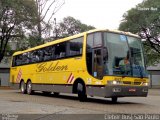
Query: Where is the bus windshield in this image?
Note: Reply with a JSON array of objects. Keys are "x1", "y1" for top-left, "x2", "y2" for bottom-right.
[{"x1": 103, "y1": 32, "x2": 148, "y2": 78}]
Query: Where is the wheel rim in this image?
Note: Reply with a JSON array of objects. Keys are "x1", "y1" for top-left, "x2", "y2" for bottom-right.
[
  {"x1": 27, "y1": 82, "x2": 32, "y2": 94},
  {"x1": 21, "y1": 83, "x2": 24, "y2": 92},
  {"x1": 77, "y1": 82, "x2": 87, "y2": 101}
]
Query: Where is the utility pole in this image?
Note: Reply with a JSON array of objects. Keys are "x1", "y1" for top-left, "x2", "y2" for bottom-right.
[{"x1": 54, "y1": 18, "x2": 58, "y2": 40}]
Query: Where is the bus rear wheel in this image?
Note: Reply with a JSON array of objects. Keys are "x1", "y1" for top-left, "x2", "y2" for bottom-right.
[
  {"x1": 77, "y1": 82, "x2": 87, "y2": 102},
  {"x1": 26, "y1": 81, "x2": 33, "y2": 95},
  {"x1": 20, "y1": 81, "x2": 26, "y2": 94}
]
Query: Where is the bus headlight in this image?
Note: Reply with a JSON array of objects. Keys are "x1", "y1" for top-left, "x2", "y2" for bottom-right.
[
  {"x1": 142, "y1": 82, "x2": 149, "y2": 86},
  {"x1": 107, "y1": 80, "x2": 122, "y2": 85},
  {"x1": 112, "y1": 81, "x2": 117, "y2": 84}
]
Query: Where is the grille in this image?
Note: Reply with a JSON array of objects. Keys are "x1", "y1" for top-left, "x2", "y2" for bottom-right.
[
  {"x1": 123, "y1": 81, "x2": 131, "y2": 85},
  {"x1": 134, "y1": 82, "x2": 142, "y2": 85}
]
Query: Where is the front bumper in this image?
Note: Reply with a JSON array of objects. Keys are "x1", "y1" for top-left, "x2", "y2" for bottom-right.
[
  {"x1": 105, "y1": 85, "x2": 148, "y2": 97},
  {"x1": 87, "y1": 85, "x2": 148, "y2": 98}
]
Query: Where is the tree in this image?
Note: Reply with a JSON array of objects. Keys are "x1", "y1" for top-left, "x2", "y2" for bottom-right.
[
  {"x1": 34, "y1": 0, "x2": 65, "y2": 43},
  {"x1": 52, "y1": 16, "x2": 95, "y2": 40},
  {"x1": 119, "y1": 0, "x2": 160, "y2": 65},
  {"x1": 0, "y1": 0, "x2": 38, "y2": 63}
]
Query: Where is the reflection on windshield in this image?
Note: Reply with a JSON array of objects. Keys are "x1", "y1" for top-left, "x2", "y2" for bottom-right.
[
  {"x1": 128, "y1": 37, "x2": 148, "y2": 78},
  {"x1": 103, "y1": 32, "x2": 148, "y2": 78}
]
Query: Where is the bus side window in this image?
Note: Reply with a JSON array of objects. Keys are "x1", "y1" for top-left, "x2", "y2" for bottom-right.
[
  {"x1": 38, "y1": 49, "x2": 44, "y2": 62},
  {"x1": 68, "y1": 37, "x2": 83, "y2": 57},
  {"x1": 12, "y1": 57, "x2": 16, "y2": 67},
  {"x1": 30, "y1": 51, "x2": 39, "y2": 63},
  {"x1": 55, "y1": 44, "x2": 60, "y2": 58},
  {"x1": 51, "y1": 46, "x2": 56, "y2": 59},
  {"x1": 93, "y1": 49, "x2": 103, "y2": 79},
  {"x1": 103, "y1": 48, "x2": 109, "y2": 74},
  {"x1": 21, "y1": 52, "x2": 30, "y2": 64},
  {"x1": 16, "y1": 55, "x2": 22, "y2": 66},
  {"x1": 93, "y1": 32, "x2": 102, "y2": 47},
  {"x1": 55, "y1": 42, "x2": 66, "y2": 59},
  {"x1": 86, "y1": 34, "x2": 94, "y2": 75},
  {"x1": 44, "y1": 47, "x2": 51, "y2": 61}
]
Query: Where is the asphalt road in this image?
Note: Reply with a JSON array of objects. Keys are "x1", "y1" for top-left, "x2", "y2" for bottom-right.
[{"x1": 0, "y1": 89, "x2": 160, "y2": 120}]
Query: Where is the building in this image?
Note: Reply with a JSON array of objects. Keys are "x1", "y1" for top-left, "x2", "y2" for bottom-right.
[
  {"x1": 0, "y1": 58, "x2": 10, "y2": 86},
  {"x1": 0, "y1": 41, "x2": 17, "y2": 87},
  {"x1": 147, "y1": 64, "x2": 160, "y2": 88}
]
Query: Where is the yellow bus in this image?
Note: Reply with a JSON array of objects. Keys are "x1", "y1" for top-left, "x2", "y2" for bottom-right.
[{"x1": 10, "y1": 29, "x2": 149, "y2": 102}]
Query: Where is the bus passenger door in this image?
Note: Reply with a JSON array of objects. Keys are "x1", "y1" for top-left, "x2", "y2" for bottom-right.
[{"x1": 93, "y1": 48, "x2": 103, "y2": 79}]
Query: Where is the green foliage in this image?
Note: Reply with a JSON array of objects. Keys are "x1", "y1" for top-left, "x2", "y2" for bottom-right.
[
  {"x1": 119, "y1": 0, "x2": 160, "y2": 65},
  {"x1": 54, "y1": 16, "x2": 95, "y2": 39},
  {"x1": 119, "y1": 0, "x2": 160, "y2": 33},
  {"x1": 0, "y1": 0, "x2": 38, "y2": 62},
  {"x1": 143, "y1": 41, "x2": 160, "y2": 65},
  {"x1": 0, "y1": 0, "x2": 37, "y2": 31}
]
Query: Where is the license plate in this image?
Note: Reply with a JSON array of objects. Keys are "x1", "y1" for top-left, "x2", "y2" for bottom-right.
[{"x1": 129, "y1": 88, "x2": 136, "y2": 92}]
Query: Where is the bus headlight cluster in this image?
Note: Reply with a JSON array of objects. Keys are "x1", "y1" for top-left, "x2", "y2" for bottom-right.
[
  {"x1": 142, "y1": 82, "x2": 149, "y2": 86},
  {"x1": 107, "y1": 80, "x2": 122, "y2": 85}
]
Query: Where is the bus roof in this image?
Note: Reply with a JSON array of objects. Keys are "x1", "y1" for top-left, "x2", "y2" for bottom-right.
[
  {"x1": 86, "y1": 29, "x2": 140, "y2": 38},
  {"x1": 12, "y1": 29, "x2": 140, "y2": 56}
]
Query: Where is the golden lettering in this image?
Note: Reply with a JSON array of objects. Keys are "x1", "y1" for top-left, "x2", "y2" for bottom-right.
[{"x1": 36, "y1": 61, "x2": 68, "y2": 72}]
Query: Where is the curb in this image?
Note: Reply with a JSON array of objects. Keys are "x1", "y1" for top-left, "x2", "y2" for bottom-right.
[{"x1": 148, "y1": 89, "x2": 159, "y2": 96}]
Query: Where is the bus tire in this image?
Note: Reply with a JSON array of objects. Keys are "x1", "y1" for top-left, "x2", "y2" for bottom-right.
[
  {"x1": 53, "y1": 92, "x2": 59, "y2": 96},
  {"x1": 26, "y1": 81, "x2": 33, "y2": 95},
  {"x1": 111, "y1": 97, "x2": 118, "y2": 103},
  {"x1": 20, "y1": 81, "x2": 26, "y2": 94},
  {"x1": 43, "y1": 91, "x2": 51, "y2": 95},
  {"x1": 77, "y1": 82, "x2": 87, "y2": 102}
]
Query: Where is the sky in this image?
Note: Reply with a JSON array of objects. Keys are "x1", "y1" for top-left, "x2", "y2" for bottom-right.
[{"x1": 53, "y1": 0, "x2": 144, "y2": 29}]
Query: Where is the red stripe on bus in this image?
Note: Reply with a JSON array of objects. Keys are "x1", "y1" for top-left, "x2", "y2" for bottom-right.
[
  {"x1": 67, "y1": 73, "x2": 72, "y2": 83},
  {"x1": 68, "y1": 75, "x2": 74, "y2": 83},
  {"x1": 16, "y1": 69, "x2": 22, "y2": 83},
  {"x1": 69, "y1": 75, "x2": 74, "y2": 83}
]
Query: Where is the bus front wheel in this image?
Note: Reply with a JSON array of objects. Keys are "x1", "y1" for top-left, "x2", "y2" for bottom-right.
[
  {"x1": 26, "y1": 81, "x2": 33, "y2": 95},
  {"x1": 111, "y1": 97, "x2": 118, "y2": 103},
  {"x1": 20, "y1": 81, "x2": 26, "y2": 94},
  {"x1": 53, "y1": 92, "x2": 59, "y2": 96},
  {"x1": 43, "y1": 91, "x2": 51, "y2": 95},
  {"x1": 77, "y1": 83, "x2": 87, "y2": 102}
]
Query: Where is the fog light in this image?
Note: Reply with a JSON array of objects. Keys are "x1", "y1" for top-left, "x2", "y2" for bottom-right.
[
  {"x1": 112, "y1": 88, "x2": 121, "y2": 92},
  {"x1": 108, "y1": 80, "x2": 122, "y2": 85},
  {"x1": 142, "y1": 88, "x2": 148, "y2": 92}
]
